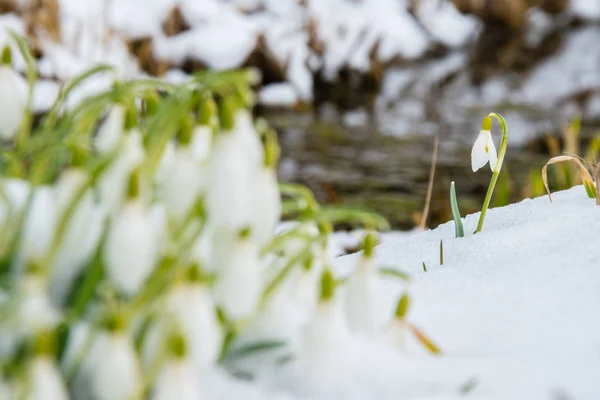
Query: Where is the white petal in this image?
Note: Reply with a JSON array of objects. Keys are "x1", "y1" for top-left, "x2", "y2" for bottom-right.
[
  {"x1": 191, "y1": 125, "x2": 212, "y2": 163},
  {"x1": 471, "y1": 130, "x2": 491, "y2": 172},
  {"x1": 21, "y1": 187, "x2": 57, "y2": 264},
  {"x1": 486, "y1": 132, "x2": 498, "y2": 171},
  {"x1": 344, "y1": 258, "x2": 381, "y2": 337},
  {"x1": 250, "y1": 169, "x2": 281, "y2": 245},
  {"x1": 104, "y1": 201, "x2": 157, "y2": 296},
  {"x1": 96, "y1": 105, "x2": 125, "y2": 154},
  {"x1": 151, "y1": 359, "x2": 202, "y2": 400},
  {"x1": 162, "y1": 146, "x2": 204, "y2": 224},
  {"x1": 0, "y1": 66, "x2": 28, "y2": 140},
  {"x1": 27, "y1": 357, "x2": 69, "y2": 400}
]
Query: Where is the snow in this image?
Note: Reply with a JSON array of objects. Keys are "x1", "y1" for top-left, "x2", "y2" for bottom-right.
[
  {"x1": 321, "y1": 185, "x2": 600, "y2": 399},
  {"x1": 259, "y1": 83, "x2": 298, "y2": 107},
  {"x1": 570, "y1": 0, "x2": 600, "y2": 21}
]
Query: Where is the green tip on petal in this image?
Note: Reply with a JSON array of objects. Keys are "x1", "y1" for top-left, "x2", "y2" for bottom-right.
[
  {"x1": 238, "y1": 226, "x2": 252, "y2": 239},
  {"x1": 33, "y1": 329, "x2": 57, "y2": 356},
  {"x1": 167, "y1": 331, "x2": 188, "y2": 359},
  {"x1": 481, "y1": 116, "x2": 493, "y2": 131},
  {"x1": 126, "y1": 168, "x2": 141, "y2": 199},
  {"x1": 198, "y1": 96, "x2": 218, "y2": 126},
  {"x1": 1, "y1": 45, "x2": 11, "y2": 65},
  {"x1": 319, "y1": 268, "x2": 335, "y2": 302},
  {"x1": 395, "y1": 293, "x2": 410, "y2": 320},
  {"x1": 362, "y1": 231, "x2": 379, "y2": 258},
  {"x1": 177, "y1": 114, "x2": 194, "y2": 146}
]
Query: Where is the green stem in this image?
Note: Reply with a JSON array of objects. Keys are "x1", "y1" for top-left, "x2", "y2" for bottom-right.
[{"x1": 475, "y1": 113, "x2": 509, "y2": 233}]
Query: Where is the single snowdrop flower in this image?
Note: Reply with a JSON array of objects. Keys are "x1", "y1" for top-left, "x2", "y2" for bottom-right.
[
  {"x1": 163, "y1": 273, "x2": 222, "y2": 369},
  {"x1": 213, "y1": 228, "x2": 263, "y2": 321},
  {"x1": 471, "y1": 113, "x2": 510, "y2": 233},
  {"x1": 21, "y1": 186, "x2": 57, "y2": 265},
  {"x1": 206, "y1": 126, "x2": 256, "y2": 232},
  {"x1": 98, "y1": 127, "x2": 145, "y2": 216},
  {"x1": 344, "y1": 233, "x2": 381, "y2": 337},
  {"x1": 150, "y1": 333, "x2": 203, "y2": 400},
  {"x1": 251, "y1": 130, "x2": 281, "y2": 246},
  {"x1": 104, "y1": 170, "x2": 157, "y2": 296},
  {"x1": 191, "y1": 125, "x2": 212, "y2": 163},
  {"x1": 156, "y1": 139, "x2": 175, "y2": 185},
  {"x1": 298, "y1": 268, "x2": 350, "y2": 389},
  {"x1": 26, "y1": 356, "x2": 69, "y2": 400},
  {"x1": 16, "y1": 275, "x2": 60, "y2": 338},
  {"x1": 95, "y1": 105, "x2": 125, "y2": 154},
  {"x1": 161, "y1": 118, "x2": 206, "y2": 225},
  {"x1": 50, "y1": 168, "x2": 104, "y2": 304},
  {"x1": 0, "y1": 177, "x2": 30, "y2": 229},
  {"x1": 381, "y1": 293, "x2": 409, "y2": 351},
  {"x1": 88, "y1": 330, "x2": 143, "y2": 400},
  {"x1": 232, "y1": 109, "x2": 263, "y2": 168},
  {"x1": 471, "y1": 116, "x2": 497, "y2": 172},
  {"x1": 0, "y1": 46, "x2": 28, "y2": 141}
]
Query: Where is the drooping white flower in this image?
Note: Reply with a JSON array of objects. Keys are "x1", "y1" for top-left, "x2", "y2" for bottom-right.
[
  {"x1": 232, "y1": 110, "x2": 263, "y2": 169},
  {"x1": 213, "y1": 233, "x2": 263, "y2": 321},
  {"x1": 344, "y1": 256, "x2": 381, "y2": 337},
  {"x1": 206, "y1": 131, "x2": 256, "y2": 232},
  {"x1": 26, "y1": 356, "x2": 69, "y2": 400},
  {"x1": 251, "y1": 167, "x2": 281, "y2": 246},
  {"x1": 298, "y1": 271, "x2": 350, "y2": 389},
  {"x1": 104, "y1": 199, "x2": 157, "y2": 296},
  {"x1": 151, "y1": 359, "x2": 203, "y2": 400},
  {"x1": 190, "y1": 125, "x2": 212, "y2": 163},
  {"x1": 161, "y1": 144, "x2": 205, "y2": 225},
  {"x1": 21, "y1": 186, "x2": 57, "y2": 265},
  {"x1": 156, "y1": 140, "x2": 175, "y2": 184},
  {"x1": 95, "y1": 105, "x2": 125, "y2": 154},
  {"x1": 0, "y1": 65, "x2": 28, "y2": 141},
  {"x1": 88, "y1": 332, "x2": 142, "y2": 400},
  {"x1": 17, "y1": 275, "x2": 60, "y2": 335},
  {"x1": 164, "y1": 283, "x2": 222, "y2": 369},
  {"x1": 98, "y1": 128, "x2": 145, "y2": 216},
  {"x1": 471, "y1": 127, "x2": 497, "y2": 172},
  {"x1": 0, "y1": 177, "x2": 30, "y2": 229},
  {"x1": 50, "y1": 168, "x2": 104, "y2": 305}
]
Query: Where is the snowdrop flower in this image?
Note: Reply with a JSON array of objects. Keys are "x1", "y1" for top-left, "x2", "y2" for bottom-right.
[
  {"x1": 0, "y1": 177, "x2": 30, "y2": 228},
  {"x1": 104, "y1": 171, "x2": 157, "y2": 296},
  {"x1": 191, "y1": 125, "x2": 212, "y2": 163},
  {"x1": 161, "y1": 122, "x2": 206, "y2": 225},
  {"x1": 381, "y1": 293, "x2": 409, "y2": 351},
  {"x1": 151, "y1": 358, "x2": 203, "y2": 400},
  {"x1": 0, "y1": 46, "x2": 28, "y2": 141},
  {"x1": 21, "y1": 186, "x2": 57, "y2": 265},
  {"x1": 213, "y1": 229, "x2": 263, "y2": 321},
  {"x1": 298, "y1": 269, "x2": 350, "y2": 388},
  {"x1": 26, "y1": 356, "x2": 69, "y2": 400},
  {"x1": 16, "y1": 275, "x2": 60, "y2": 338},
  {"x1": 471, "y1": 116, "x2": 497, "y2": 172},
  {"x1": 232, "y1": 110, "x2": 263, "y2": 168},
  {"x1": 88, "y1": 331, "x2": 142, "y2": 400},
  {"x1": 206, "y1": 128, "x2": 256, "y2": 232},
  {"x1": 163, "y1": 280, "x2": 222, "y2": 369},
  {"x1": 344, "y1": 235, "x2": 381, "y2": 337},
  {"x1": 95, "y1": 105, "x2": 125, "y2": 154},
  {"x1": 251, "y1": 131, "x2": 281, "y2": 246},
  {"x1": 98, "y1": 128, "x2": 145, "y2": 216},
  {"x1": 50, "y1": 168, "x2": 104, "y2": 304}
]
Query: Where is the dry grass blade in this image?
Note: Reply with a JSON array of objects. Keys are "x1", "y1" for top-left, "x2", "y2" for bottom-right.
[
  {"x1": 541, "y1": 155, "x2": 596, "y2": 202},
  {"x1": 419, "y1": 134, "x2": 439, "y2": 230},
  {"x1": 408, "y1": 324, "x2": 442, "y2": 355}
]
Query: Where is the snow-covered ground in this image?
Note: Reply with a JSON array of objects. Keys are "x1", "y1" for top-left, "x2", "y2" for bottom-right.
[{"x1": 231, "y1": 185, "x2": 600, "y2": 399}]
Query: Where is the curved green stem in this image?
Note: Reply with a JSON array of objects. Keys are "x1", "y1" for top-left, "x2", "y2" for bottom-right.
[{"x1": 475, "y1": 113, "x2": 508, "y2": 233}]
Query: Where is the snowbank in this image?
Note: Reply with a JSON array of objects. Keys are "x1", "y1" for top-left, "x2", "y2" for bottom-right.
[{"x1": 321, "y1": 185, "x2": 600, "y2": 399}]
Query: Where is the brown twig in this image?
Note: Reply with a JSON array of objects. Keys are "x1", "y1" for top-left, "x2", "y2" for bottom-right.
[{"x1": 419, "y1": 134, "x2": 439, "y2": 230}]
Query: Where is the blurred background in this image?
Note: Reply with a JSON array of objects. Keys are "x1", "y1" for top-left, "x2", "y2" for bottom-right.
[{"x1": 3, "y1": 0, "x2": 599, "y2": 229}]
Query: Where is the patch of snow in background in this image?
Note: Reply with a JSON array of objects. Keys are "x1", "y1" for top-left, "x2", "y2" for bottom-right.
[{"x1": 259, "y1": 83, "x2": 298, "y2": 107}]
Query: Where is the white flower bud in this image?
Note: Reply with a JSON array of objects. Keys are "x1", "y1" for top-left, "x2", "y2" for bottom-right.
[
  {"x1": 26, "y1": 357, "x2": 69, "y2": 400},
  {"x1": 164, "y1": 283, "x2": 222, "y2": 369},
  {"x1": 104, "y1": 199, "x2": 157, "y2": 296},
  {"x1": 0, "y1": 65, "x2": 27, "y2": 141},
  {"x1": 344, "y1": 257, "x2": 381, "y2": 337},
  {"x1": 88, "y1": 332, "x2": 142, "y2": 400},
  {"x1": 21, "y1": 186, "x2": 57, "y2": 264},
  {"x1": 250, "y1": 168, "x2": 281, "y2": 246},
  {"x1": 213, "y1": 234, "x2": 262, "y2": 321}
]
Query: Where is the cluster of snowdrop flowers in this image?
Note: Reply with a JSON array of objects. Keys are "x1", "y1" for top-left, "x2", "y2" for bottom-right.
[{"x1": 0, "y1": 34, "x2": 436, "y2": 400}]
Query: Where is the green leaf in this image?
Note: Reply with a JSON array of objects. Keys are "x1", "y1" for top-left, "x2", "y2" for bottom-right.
[
  {"x1": 450, "y1": 181, "x2": 464, "y2": 238},
  {"x1": 221, "y1": 340, "x2": 286, "y2": 362},
  {"x1": 379, "y1": 267, "x2": 411, "y2": 282}
]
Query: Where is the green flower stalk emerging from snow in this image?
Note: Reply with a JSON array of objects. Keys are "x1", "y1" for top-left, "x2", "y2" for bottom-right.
[{"x1": 471, "y1": 113, "x2": 509, "y2": 233}]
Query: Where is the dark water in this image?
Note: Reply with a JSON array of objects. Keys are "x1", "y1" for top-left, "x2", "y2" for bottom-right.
[{"x1": 265, "y1": 25, "x2": 600, "y2": 229}]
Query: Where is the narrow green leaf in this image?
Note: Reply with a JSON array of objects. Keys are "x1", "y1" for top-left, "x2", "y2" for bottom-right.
[
  {"x1": 422, "y1": 262, "x2": 427, "y2": 272},
  {"x1": 379, "y1": 267, "x2": 411, "y2": 282},
  {"x1": 222, "y1": 340, "x2": 286, "y2": 362},
  {"x1": 440, "y1": 240, "x2": 444, "y2": 266},
  {"x1": 450, "y1": 181, "x2": 464, "y2": 238}
]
